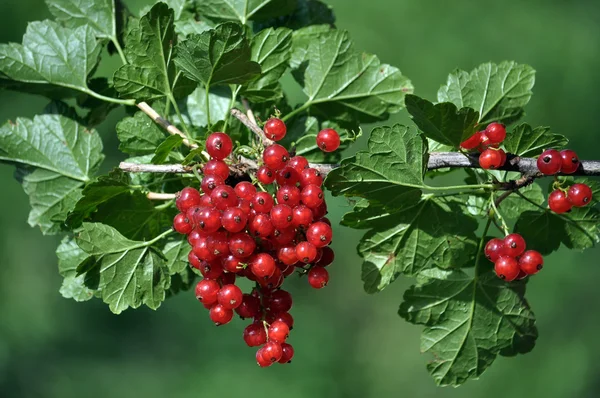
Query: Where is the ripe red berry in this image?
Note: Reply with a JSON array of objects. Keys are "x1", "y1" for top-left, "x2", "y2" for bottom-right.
[
  {"x1": 560, "y1": 149, "x2": 580, "y2": 174},
  {"x1": 221, "y1": 207, "x2": 248, "y2": 233},
  {"x1": 176, "y1": 187, "x2": 202, "y2": 212},
  {"x1": 249, "y1": 213, "x2": 275, "y2": 238},
  {"x1": 267, "y1": 289, "x2": 293, "y2": 313},
  {"x1": 263, "y1": 144, "x2": 290, "y2": 171},
  {"x1": 173, "y1": 213, "x2": 193, "y2": 234},
  {"x1": 201, "y1": 175, "x2": 225, "y2": 194},
  {"x1": 306, "y1": 221, "x2": 333, "y2": 248},
  {"x1": 237, "y1": 197, "x2": 251, "y2": 213},
  {"x1": 548, "y1": 189, "x2": 572, "y2": 214},
  {"x1": 312, "y1": 201, "x2": 328, "y2": 219},
  {"x1": 203, "y1": 159, "x2": 229, "y2": 180},
  {"x1": 221, "y1": 254, "x2": 242, "y2": 273},
  {"x1": 188, "y1": 250, "x2": 202, "y2": 269},
  {"x1": 257, "y1": 166, "x2": 276, "y2": 184},
  {"x1": 229, "y1": 233, "x2": 256, "y2": 258},
  {"x1": 485, "y1": 123, "x2": 506, "y2": 144},
  {"x1": 301, "y1": 184, "x2": 324, "y2": 208},
  {"x1": 537, "y1": 149, "x2": 562, "y2": 175},
  {"x1": 271, "y1": 227, "x2": 296, "y2": 246},
  {"x1": 291, "y1": 205, "x2": 313, "y2": 229},
  {"x1": 264, "y1": 118, "x2": 287, "y2": 141},
  {"x1": 279, "y1": 343, "x2": 294, "y2": 364},
  {"x1": 252, "y1": 192, "x2": 274, "y2": 213},
  {"x1": 258, "y1": 267, "x2": 283, "y2": 289},
  {"x1": 299, "y1": 168, "x2": 323, "y2": 187},
  {"x1": 217, "y1": 284, "x2": 243, "y2": 310},
  {"x1": 460, "y1": 131, "x2": 483, "y2": 150},
  {"x1": 276, "y1": 185, "x2": 301, "y2": 207},
  {"x1": 479, "y1": 148, "x2": 504, "y2": 169},
  {"x1": 207, "y1": 231, "x2": 230, "y2": 257},
  {"x1": 234, "y1": 181, "x2": 257, "y2": 200},
  {"x1": 270, "y1": 204, "x2": 294, "y2": 229},
  {"x1": 276, "y1": 166, "x2": 300, "y2": 186},
  {"x1": 315, "y1": 246, "x2": 334, "y2": 267},
  {"x1": 568, "y1": 183, "x2": 593, "y2": 207},
  {"x1": 288, "y1": 156, "x2": 309, "y2": 174},
  {"x1": 519, "y1": 250, "x2": 544, "y2": 275},
  {"x1": 195, "y1": 279, "x2": 220, "y2": 305},
  {"x1": 194, "y1": 207, "x2": 222, "y2": 234},
  {"x1": 256, "y1": 346, "x2": 272, "y2": 367},
  {"x1": 199, "y1": 260, "x2": 224, "y2": 279},
  {"x1": 206, "y1": 132, "x2": 233, "y2": 160},
  {"x1": 236, "y1": 294, "x2": 261, "y2": 319},
  {"x1": 268, "y1": 320, "x2": 290, "y2": 343},
  {"x1": 316, "y1": 128, "x2": 341, "y2": 152},
  {"x1": 262, "y1": 341, "x2": 283, "y2": 363},
  {"x1": 211, "y1": 185, "x2": 237, "y2": 210},
  {"x1": 209, "y1": 303, "x2": 234, "y2": 326},
  {"x1": 244, "y1": 322, "x2": 267, "y2": 347},
  {"x1": 503, "y1": 233, "x2": 526, "y2": 257},
  {"x1": 296, "y1": 241, "x2": 318, "y2": 263},
  {"x1": 308, "y1": 266, "x2": 329, "y2": 288},
  {"x1": 270, "y1": 312, "x2": 294, "y2": 330},
  {"x1": 494, "y1": 256, "x2": 520, "y2": 281},
  {"x1": 277, "y1": 245, "x2": 298, "y2": 266},
  {"x1": 484, "y1": 238, "x2": 505, "y2": 262},
  {"x1": 193, "y1": 238, "x2": 218, "y2": 262},
  {"x1": 250, "y1": 253, "x2": 277, "y2": 279}
]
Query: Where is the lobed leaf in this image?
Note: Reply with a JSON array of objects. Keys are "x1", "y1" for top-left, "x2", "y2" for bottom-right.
[
  {"x1": 46, "y1": 0, "x2": 117, "y2": 39},
  {"x1": 56, "y1": 236, "x2": 95, "y2": 302},
  {"x1": 503, "y1": 123, "x2": 568, "y2": 158},
  {"x1": 255, "y1": 0, "x2": 335, "y2": 30},
  {"x1": 198, "y1": 0, "x2": 297, "y2": 24},
  {"x1": 116, "y1": 111, "x2": 166, "y2": 155}
]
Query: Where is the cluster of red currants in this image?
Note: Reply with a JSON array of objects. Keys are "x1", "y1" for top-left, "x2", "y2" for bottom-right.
[
  {"x1": 460, "y1": 122, "x2": 508, "y2": 169},
  {"x1": 172, "y1": 118, "x2": 340, "y2": 367},
  {"x1": 485, "y1": 233, "x2": 543, "y2": 281}
]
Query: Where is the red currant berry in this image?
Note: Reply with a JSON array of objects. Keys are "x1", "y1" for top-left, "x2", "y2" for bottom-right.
[
  {"x1": 194, "y1": 207, "x2": 222, "y2": 234},
  {"x1": 256, "y1": 347, "x2": 272, "y2": 367},
  {"x1": 264, "y1": 118, "x2": 287, "y2": 141},
  {"x1": 176, "y1": 187, "x2": 202, "y2": 212},
  {"x1": 308, "y1": 266, "x2": 329, "y2": 288},
  {"x1": 252, "y1": 192, "x2": 274, "y2": 213},
  {"x1": 221, "y1": 254, "x2": 242, "y2": 273},
  {"x1": 268, "y1": 320, "x2": 289, "y2": 343},
  {"x1": 312, "y1": 201, "x2": 328, "y2": 219},
  {"x1": 518, "y1": 250, "x2": 544, "y2": 275},
  {"x1": 460, "y1": 131, "x2": 483, "y2": 150},
  {"x1": 270, "y1": 204, "x2": 293, "y2": 229},
  {"x1": 560, "y1": 149, "x2": 580, "y2": 174},
  {"x1": 485, "y1": 123, "x2": 506, "y2": 144},
  {"x1": 173, "y1": 213, "x2": 193, "y2": 234},
  {"x1": 263, "y1": 144, "x2": 289, "y2": 170},
  {"x1": 316, "y1": 128, "x2": 341, "y2": 152},
  {"x1": 276, "y1": 185, "x2": 301, "y2": 207},
  {"x1": 484, "y1": 238, "x2": 505, "y2": 262},
  {"x1": 301, "y1": 184, "x2": 324, "y2": 208},
  {"x1": 203, "y1": 159, "x2": 229, "y2": 180},
  {"x1": 229, "y1": 233, "x2": 256, "y2": 258},
  {"x1": 306, "y1": 221, "x2": 333, "y2": 248},
  {"x1": 568, "y1": 183, "x2": 593, "y2": 207},
  {"x1": 211, "y1": 185, "x2": 237, "y2": 210},
  {"x1": 209, "y1": 303, "x2": 234, "y2": 326},
  {"x1": 250, "y1": 253, "x2": 277, "y2": 279},
  {"x1": 291, "y1": 206, "x2": 313, "y2": 229},
  {"x1": 516, "y1": 270, "x2": 528, "y2": 281},
  {"x1": 276, "y1": 166, "x2": 300, "y2": 186},
  {"x1": 199, "y1": 194, "x2": 214, "y2": 208},
  {"x1": 193, "y1": 238, "x2": 217, "y2": 262},
  {"x1": 503, "y1": 233, "x2": 526, "y2": 257},
  {"x1": 270, "y1": 312, "x2": 294, "y2": 330},
  {"x1": 244, "y1": 322, "x2": 267, "y2": 347},
  {"x1": 199, "y1": 260, "x2": 224, "y2": 279},
  {"x1": 537, "y1": 149, "x2": 562, "y2": 175},
  {"x1": 277, "y1": 245, "x2": 298, "y2": 266},
  {"x1": 267, "y1": 289, "x2": 292, "y2": 313},
  {"x1": 195, "y1": 279, "x2": 220, "y2": 305},
  {"x1": 288, "y1": 156, "x2": 309, "y2": 174},
  {"x1": 548, "y1": 189, "x2": 572, "y2": 214},
  {"x1": 248, "y1": 213, "x2": 274, "y2": 238},
  {"x1": 207, "y1": 231, "x2": 230, "y2": 257},
  {"x1": 221, "y1": 207, "x2": 248, "y2": 233},
  {"x1": 234, "y1": 181, "x2": 257, "y2": 200},
  {"x1": 257, "y1": 166, "x2": 276, "y2": 184},
  {"x1": 271, "y1": 227, "x2": 296, "y2": 246},
  {"x1": 295, "y1": 241, "x2": 318, "y2": 263},
  {"x1": 188, "y1": 250, "x2": 202, "y2": 269},
  {"x1": 236, "y1": 294, "x2": 261, "y2": 319},
  {"x1": 237, "y1": 197, "x2": 251, "y2": 213},
  {"x1": 299, "y1": 168, "x2": 323, "y2": 187},
  {"x1": 479, "y1": 148, "x2": 504, "y2": 169},
  {"x1": 315, "y1": 246, "x2": 334, "y2": 267},
  {"x1": 201, "y1": 175, "x2": 224, "y2": 194},
  {"x1": 206, "y1": 132, "x2": 233, "y2": 160},
  {"x1": 217, "y1": 284, "x2": 243, "y2": 310},
  {"x1": 262, "y1": 341, "x2": 283, "y2": 363},
  {"x1": 494, "y1": 256, "x2": 520, "y2": 281},
  {"x1": 279, "y1": 343, "x2": 294, "y2": 364},
  {"x1": 258, "y1": 267, "x2": 283, "y2": 289},
  {"x1": 220, "y1": 272, "x2": 236, "y2": 286}
]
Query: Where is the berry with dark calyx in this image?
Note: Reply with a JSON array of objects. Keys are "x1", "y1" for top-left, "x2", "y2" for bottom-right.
[
  {"x1": 568, "y1": 183, "x2": 593, "y2": 207},
  {"x1": 256, "y1": 347, "x2": 273, "y2": 368},
  {"x1": 560, "y1": 149, "x2": 580, "y2": 174},
  {"x1": 271, "y1": 227, "x2": 296, "y2": 246},
  {"x1": 217, "y1": 284, "x2": 243, "y2": 310},
  {"x1": 276, "y1": 166, "x2": 300, "y2": 186},
  {"x1": 537, "y1": 149, "x2": 562, "y2": 175},
  {"x1": 234, "y1": 181, "x2": 257, "y2": 200},
  {"x1": 494, "y1": 256, "x2": 520, "y2": 281},
  {"x1": 288, "y1": 156, "x2": 309, "y2": 174},
  {"x1": 308, "y1": 266, "x2": 329, "y2": 288},
  {"x1": 252, "y1": 192, "x2": 275, "y2": 213},
  {"x1": 250, "y1": 253, "x2": 277, "y2": 279},
  {"x1": 201, "y1": 175, "x2": 225, "y2": 194},
  {"x1": 195, "y1": 279, "x2": 220, "y2": 305},
  {"x1": 176, "y1": 187, "x2": 202, "y2": 212},
  {"x1": 229, "y1": 233, "x2": 257, "y2": 258},
  {"x1": 267, "y1": 289, "x2": 293, "y2": 313},
  {"x1": 306, "y1": 221, "x2": 333, "y2": 248},
  {"x1": 206, "y1": 132, "x2": 233, "y2": 160},
  {"x1": 271, "y1": 312, "x2": 294, "y2": 330},
  {"x1": 479, "y1": 148, "x2": 504, "y2": 169},
  {"x1": 276, "y1": 185, "x2": 301, "y2": 207},
  {"x1": 244, "y1": 322, "x2": 267, "y2": 347},
  {"x1": 257, "y1": 166, "x2": 276, "y2": 184},
  {"x1": 211, "y1": 185, "x2": 238, "y2": 210},
  {"x1": 209, "y1": 304, "x2": 234, "y2": 326},
  {"x1": 203, "y1": 160, "x2": 230, "y2": 180},
  {"x1": 485, "y1": 123, "x2": 506, "y2": 144},
  {"x1": 207, "y1": 231, "x2": 230, "y2": 257},
  {"x1": 301, "y1": 184, "x2": 324, "y2": 208},
  {"x1": 258, "y1": 267, "x2": 283, "y2": 289},
  {"x1": 236, "y1": 294, "x2": 261, "y2": 319},
  {"x1": 198, "y1": 259, "x2": 224, "y2": 279},
  {"x1": 460, "y1": 131, "x2": 483, "y2": 150},
  {"x1": 268, "y1": 320, "x2": 290, "y2": 343},
  {"x1": 299, "y1": 168, "x2": 323, "y2": 187},
  {"x1": 270, "y1": 204, "x2": 294, "y2": 229},
  {"x1": 194, "y1": 207, "x2": 222, "y2": 234},
  {"x1": 249, "y1": 213, "x2": 275, "y2": 238},
  {"x1": 264, "y1": 117, "x2": 287, "y2": 141},
  {"x1": 173, "y1": 213, "x2": 193, "y2": 234},
  {"x1": 519, "y1": 250, "x2": 544, "y2": 275},
  {"x1": 296, "y1": 241, "x2": 318, "y2": 263},
  {"x1": 279, "y1": 343, "x2": 295, "y2": 364},
  {"x1": 221, "y1": 207, "x2": 248, "y2": 233},
  {"x1": 315, "y1": 246, "x2": 335, "y2": 267},
  {"x1": 503, "y1": 233, "x2": 526, "y2": 257},
  {"x1": 222, "y1": 254, "x2": 243, "y2": 273},
  {"x1": 484, "y1": 238, "x2": 505, "y2": 262},
  {"x1": 548, "y1": 189, "x2": 572, "y2": 214},
  {"x1": 263, "y1": 144, "x2": 290, "y2": 170},
  {"x1": 262, "y1": 341, "x2": 283, "y2": 363},
  {"x1": 316, "y1": 128, "x2": 341, "y2": 152},
  {"x1": 277, "y1": 245, "x2": 298, "y2": 266},
  {"x1": 193, "y1": 238, "x2": 218, "y2": 262}
]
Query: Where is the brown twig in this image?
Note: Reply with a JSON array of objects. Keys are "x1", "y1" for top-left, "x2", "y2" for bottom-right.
[
  {"x1": 137, "y1": 102, "x2": 198, "y2": 149},
  {"x1": 230, "y1": 108, "x2": 274, "y2": 146}
]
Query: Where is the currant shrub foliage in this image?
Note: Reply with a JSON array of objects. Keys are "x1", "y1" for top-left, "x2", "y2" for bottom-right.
[{"x1": 0, "y1": 0, "x2": 597, "y2": 387}]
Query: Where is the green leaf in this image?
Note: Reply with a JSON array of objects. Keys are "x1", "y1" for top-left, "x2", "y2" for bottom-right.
[
  {"x1": 294, "y1": 28, "x2": 413, "y2": 123},
  {"x1": 198, "y1": 0, "x2": 297, "y2": 24},
  {"x1": 163, "y1": 238, "x2": 190, "y2": 274},
  {"x1": 56, "y1": 236, "x2": 95, "y2": 302},
  {"x1": 152, "y1": 135, "x2": 184, "y2": 163},
  {"x1": 240, "y1": 27, "x2": 292, "y2": 102},
  {"x1": 46, "y1": 0, "x2": 117, "y2": 39},
  {"x1": 399, "y1": 269, "x2": 537, "y2": 386},
  {"x1": 325, "y1": 124, "x2": 427, "y2": 207},
  {"x1": 116, "y1": 111, "x2": 166, "y2": 155},
  {"x1": 503, "y1": 123, "x2": 568, "y2": 157},
  {"x1": 0, "y1": 21, "x2": 101, "y2": 98},
  {"x1": 174, "y1": 22, "x2": 261, "y2": 87},
  {"x1": 342, "y1": 196, "x2": 478, "y2": 291},
  {"x1": 405, "y1": 95, "x2": 479, "y2": 147},
  {"x1": 255, "y1": 0, "x2": 335, "y2": 30},
  {"x1": 438, "y1": 61, "x2": 535, "y2": 125},
  {"x1": 515, "y1": 207, "x2": 600, "y2": 255},
  {"x1": 175, "y1": 86, "x2": 232, "y2": 128},
  {"x1": 75, "y1": 223, "x2": 171, "y2": 314},
  {"x1": 114, "y1": 3, "x2": 195, "y2": 101},
  {"x1": 496, "y1": 184, "x2": 545, "y2": 219}
]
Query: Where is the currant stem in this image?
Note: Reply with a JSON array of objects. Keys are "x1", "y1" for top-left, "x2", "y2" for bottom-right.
[
  {"x1": 474, "y1": 217, "x2": 493, "y2": 280},
  {"x1": 111, "y1": 37, "x2": 128, "y2": 65},
  {"x1": 146, "y1": 192, "x2": 177, "y2": 200},
  {"x1": 137, "y1": 102, "x2": 197, "y2": 148},
  {"x1": 85, "y1": 89, "x2": 135, "y2": 106},
  {"x1": 230, "y1": 108, "x2": 274, "y2": 146},
  {"x1": 489, "y1": 195, "x2": 510, "y2": 235}
]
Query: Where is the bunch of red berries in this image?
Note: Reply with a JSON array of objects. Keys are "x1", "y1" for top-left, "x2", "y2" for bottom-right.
[
  {"x1": 460, "y1": 122, "x2": 507, "y2": 170},
  {"x1": 172, "y1": 118, "x2": 340, "y2": 367},
  {"x1": 485, "y1": 233, "x2": 543, "y2": 281}
]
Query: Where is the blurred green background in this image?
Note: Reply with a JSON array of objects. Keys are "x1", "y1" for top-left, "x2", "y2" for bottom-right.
[{"x1": 2, "y1": 0, "x2": 600, "y2": 397}]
